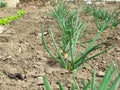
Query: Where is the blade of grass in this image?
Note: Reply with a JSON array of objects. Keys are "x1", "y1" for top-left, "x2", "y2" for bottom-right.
[
  {"x1": 74, "y1": 43, "x2": 105, "y2": 66},
  {"x1": 73, "y1": 76, "x2": 80, "y2": 90},
  {"x1": 41, "y1": 25, "x2": 61, "y2": 63},
  {"x1": 71, "y1": 84, "x2": 75, "y2": 90},
  {"x1": 91, "y1": 70, "x2": 96, "y2": 90},
  {"x1": 81, "y1": 79, "x2": 91, "y2": 90},
  {"x1": 109, "y1": 73, "x2": 120, "y2": 90},
  {"x1": 98, "y1": 63, "x2": 117, "y2": 90},
  {"x1": 57, "y1": 81, "x2": 65, "y2": 90},
  {"x1": 42, "y1": 76, "x2": 52, "y2": 90},
  {"x1": 85, "y1": 45, "x2": 114, "y2": 62},
  {"x1": 49, "y1": 27, "x2": 67, "y2": 68}
]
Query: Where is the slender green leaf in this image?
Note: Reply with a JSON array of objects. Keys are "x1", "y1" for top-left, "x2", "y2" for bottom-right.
[
  {"x1": 73, "y1": 76, "x2": 80, "y2": 90},
  {"x1": 81, "y1": 79, "x2": 91, "y2": 90},
  {"x1": 91, "y1": 70, "x2": 96, "y2": 90},
  {"x1": 49, "y1": 27, "x2": 66, "y2": 68},
  {"x1": 43, "y1": 76, "x2": 51, "y2": 90},
  {"x1": 57, "y1": 81, "x2": 65, "y2": 90},
  {"x1": 98, "y1": 63, "x2": 117, "y2": 90},
  {"x1": 109, "y1": 73, "x2": 120, "y2": 90},
  {"x1": 85, "y1": 45, "x2": 114, "y2": 62},
  {"x1": 41, "y1": 25, "x2": 61, "y2": 63}
]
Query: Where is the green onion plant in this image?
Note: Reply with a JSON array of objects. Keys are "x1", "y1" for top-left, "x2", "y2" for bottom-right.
[
  {"x1": 91, "y1": 7, "x2": 120, "y2": 30},
  {"x1": 83, "y1": 5, "x2": 94, "y2": 14},
  {"x1": 43, "y1": 63, "x2": 120, "y2": 90},
  {"x1": 111, "y1": 19, "x2": 120, "y2": 29},
  {"x1": 92, "y1": 7, "x2": 108, "y2": 21},
  {"x1": 111, "y1": 10, "x2": 120, "y2": 29},
  {"x1": 95, "y1": 9, "x2": 120, "y2": 31},
  {"x1": 42, "y1": 2, "x2": 113, "y2": 71}
]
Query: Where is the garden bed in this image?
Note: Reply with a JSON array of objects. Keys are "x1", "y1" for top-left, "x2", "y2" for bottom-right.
[{"x1": 0, "y1": 1, "x2": 120, "y2": 90}]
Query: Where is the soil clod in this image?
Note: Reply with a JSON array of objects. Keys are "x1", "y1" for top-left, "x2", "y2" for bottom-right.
[{"x1": 7, "y1": 73, "x2": 24, "y2": 80}]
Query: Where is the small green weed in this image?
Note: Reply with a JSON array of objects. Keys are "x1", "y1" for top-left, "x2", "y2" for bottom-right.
[{"x1": 0, "y1": 10, "x2": 26, "y2": 25}]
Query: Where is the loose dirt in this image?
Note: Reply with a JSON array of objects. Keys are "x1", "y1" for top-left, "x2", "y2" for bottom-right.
[{"x1": 0, "y1": 1, "x2": 120, "y2": 90}]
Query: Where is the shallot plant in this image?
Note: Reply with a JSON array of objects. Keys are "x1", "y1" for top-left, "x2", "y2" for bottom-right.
[{"x1": 42, "y1": 2, "x2": 113, "y2": 71}]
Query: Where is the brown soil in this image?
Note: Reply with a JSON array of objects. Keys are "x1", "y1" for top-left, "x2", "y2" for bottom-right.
[{"x1": 0, "y1": 1, "x2": 120, "y2": 90}]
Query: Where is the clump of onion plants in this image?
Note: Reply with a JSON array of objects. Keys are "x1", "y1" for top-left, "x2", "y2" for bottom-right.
[
  {"x1": 0, "y1": 0, "x2": 7, "y2": 8},
  {"x1": 95, "y1": 9, "x2": 120, "y2": 32},
  {"x1": 42, "y1": 2, "x2": 113, "y2": 71},
  {"x1": 92, "y1": 7, "x2": 109, "y2": 21},
  {"x1": 110, "y1": 11, "x2": 120, "y2": 29},
  {"x1": 83, "y1": 5, "x2": 94, "y2": 14},
  {"x1": 91, "y1": 6, "x2": 120, "y2": 29},
  {"x1": 43, "y1": 63, "x2": 120, "y2": 90},
  {"x1": 83, "y1": 5, "x2": 120, "y2": 29},
  {"x1": 111, "y1": 18, "x2": 120, "y2": 29}
]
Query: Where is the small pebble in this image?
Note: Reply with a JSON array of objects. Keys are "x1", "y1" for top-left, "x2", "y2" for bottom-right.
[
  {"x1": 45, "y1": 68, "x2": 53, "y2": 74},
  {"x1": 0, "y1": 26, "x2": 5, "y2": 33},
  {"x1": 102, "y1": 61, "x2": 106, "y2": 64},
  {"x1": 38, "y1": 32, "x2": 49, "y2": 37},
  {"x1": 115, "y1": 47, "x2": 120, "y2": 52},
  {"x1": 34, "y1": 76, "x2": 44, "y2": 85},
  {"x1": 96, "y1": 71, "x2": 105, "y2": 77}
]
